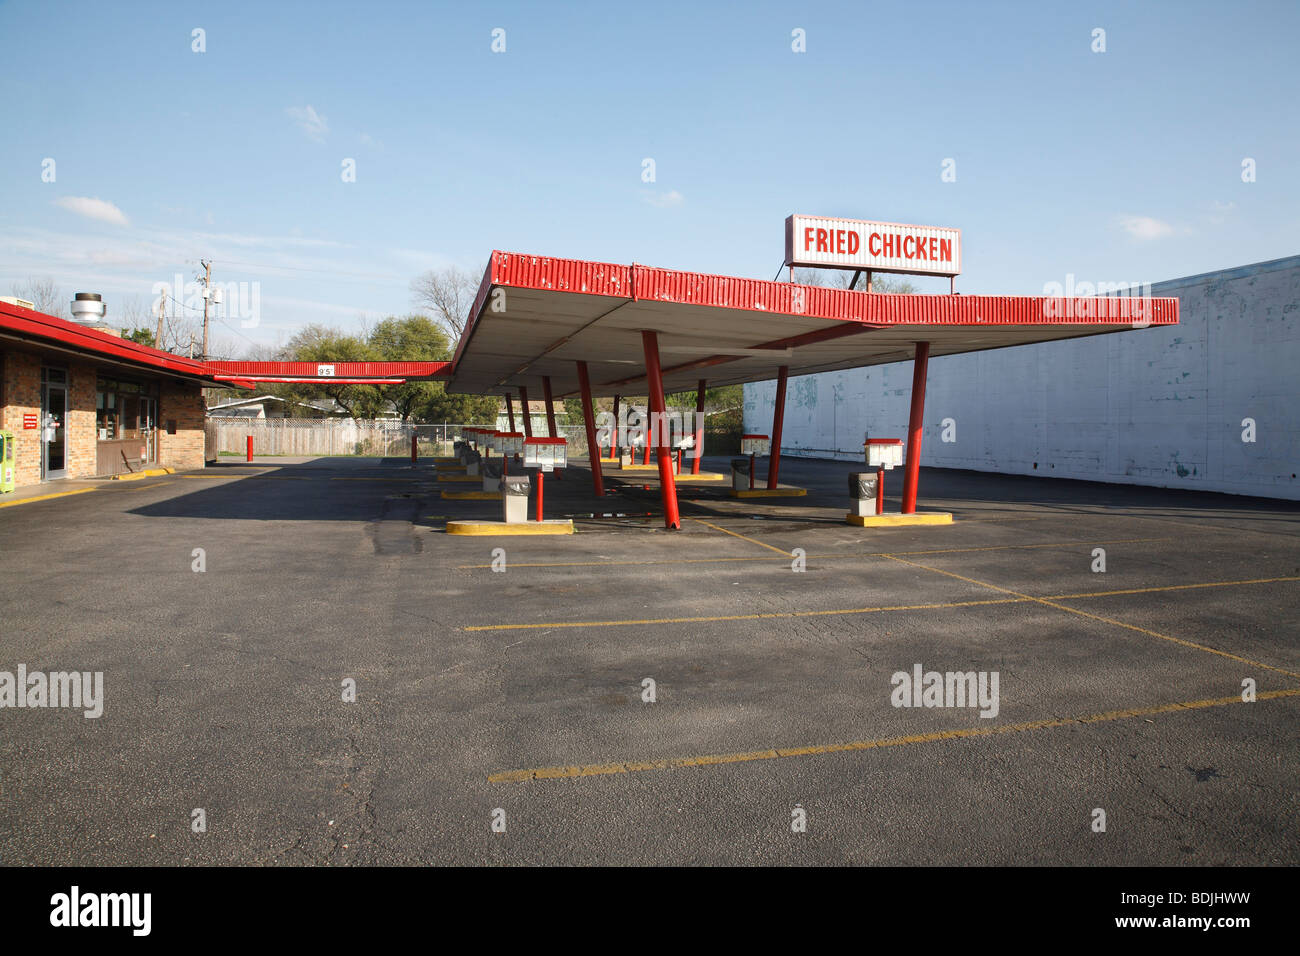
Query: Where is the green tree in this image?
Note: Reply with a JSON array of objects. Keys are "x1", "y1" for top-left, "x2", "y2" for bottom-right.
[{"x1": 124, "y1": 328, "x2": 157, "y2": 347}]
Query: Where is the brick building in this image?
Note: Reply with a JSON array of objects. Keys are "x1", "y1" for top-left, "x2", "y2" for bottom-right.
[{"x1": 0, "y1": 299, "x2": 221, "y2": 489}]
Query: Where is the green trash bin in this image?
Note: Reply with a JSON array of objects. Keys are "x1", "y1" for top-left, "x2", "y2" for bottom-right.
[{"x1": 0, "y1": 430, "x2": 14, "y2": 493}]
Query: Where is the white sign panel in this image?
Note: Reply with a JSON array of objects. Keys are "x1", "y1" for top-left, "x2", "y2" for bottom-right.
[
  {"x1": 785, "y1": 215, "x2": 961, "y2": 278},
  {"x1": 317, "y1": 364, "x2": 336, "y2": 377}
]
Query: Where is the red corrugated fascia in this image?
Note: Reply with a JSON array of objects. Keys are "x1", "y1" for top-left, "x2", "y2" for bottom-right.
[
  {"x1": 0, "y1": 300, "x2": 224, "y2": 379},
  {"x1": 205, "y1": 361, "x2": 450, "y2": 378},
  {"x1": 480, "y1": 251, "x2": 1179, "y2": 327}
]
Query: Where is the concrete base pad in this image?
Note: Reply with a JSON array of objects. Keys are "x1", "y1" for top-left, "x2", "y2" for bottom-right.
[
  {"x1": 439, "y1": 490, "x2": 503, "y2": 500},
  {"x1": 446, "y1": 519, "x2": 573, "y2": 536},
  {"x1": 729, "y1": 486, "x2": 807, "y2": 498},
  {"x1": 845, "y1": 512, "x2": 953, "y2": 527}
]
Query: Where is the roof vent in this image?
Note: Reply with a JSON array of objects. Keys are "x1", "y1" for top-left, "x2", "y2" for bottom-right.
[{"x1": 70, "y1": 292, "x2": 106, "y2": 325}]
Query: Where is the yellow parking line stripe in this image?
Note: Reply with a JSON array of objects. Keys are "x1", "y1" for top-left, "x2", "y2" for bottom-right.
[
  {"x1": 465, "y1": 598, "x2": 1027, "y2": 631},
  {"x1": 453, "y1": 536, "x2": 1173, "y2": 569},
  {"x1": 0, "y1": 487, "x2": 97, "y2": 508},
  {"x1": 688, "y1": 517, "x2": 791, "y2": 555},
  {"x1": 487, "y1": 688, "x2": 1300, "y2": 782},
  {"x1": 882, "y1": 554, "x2": 1300, "y2": 682}
]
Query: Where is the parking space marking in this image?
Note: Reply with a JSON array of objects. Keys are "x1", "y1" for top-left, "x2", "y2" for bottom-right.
[
  {"x1": 454, "y1": 536, "x2": 1173, "y2": 570},
  {"x1": 463, "y1": 574, "x2": 1300, "y2": 635},
  {"x1": 465, "y1": 596, "x2": 1025, "y2": 631},
  {"x1": 688, "y1": 517, "x2": 792, "y2": 555},
  {"x1": 487, "y1": 688, "x2": 1300, "y2": 783},
  {"x1": 883, "y1": 554, "x2": 1300, "y2": 682}
]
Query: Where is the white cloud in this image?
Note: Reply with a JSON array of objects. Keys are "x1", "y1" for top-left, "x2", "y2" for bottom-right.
[
  {"x1": 1119, "y1": 215, "x2": 1175, "y2": 241},
  {"x1": 53, "y1": 196, "x2": 130, "y2": 226},
  {"x1": 286, "y1": 105, "x2": 329, "y2": 142},
  {"x1": 644, "y1": 190, "x2": 684, "y2": 208}
]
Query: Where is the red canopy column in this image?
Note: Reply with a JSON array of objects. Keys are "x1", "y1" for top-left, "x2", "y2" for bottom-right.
[
  {"x1": 542, "y1": 376, "x2": 558, "y2": 436},
  {"x1": 518, "y1": 386, "x2": 533, "y2": 438},
  {"x1": 692, "y1": 379, "x2": 706, "y2": 474},
  {"x1": 505, "y1": 393, "x2": 516, "y2": 432},
  {"x1": 901, "y1": 342, "x2": 931, "y2": 514},
  {"x1": 641, "y1": 330, "x2": 680, "y2": 530},
  {"x1": 611, "y1": 394, "x2": 621, "y2": 459},
  {"x1": 766, "y1": 365, "x2": 789, "y2": 489},
  {"x1": 576, "y1": 361, "x2": 604, "y2": 497}
]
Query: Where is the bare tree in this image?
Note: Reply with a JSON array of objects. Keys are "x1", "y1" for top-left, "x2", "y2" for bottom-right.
[
  {"x1": 11, "y1": 276, "x2": 66, "y2": 317},
  {"x1": 410, "y1": 264, "x2": 482, "y2": 340},
  {"x1": 793, "y1": 268, "x2": 917, "y2": 294}
]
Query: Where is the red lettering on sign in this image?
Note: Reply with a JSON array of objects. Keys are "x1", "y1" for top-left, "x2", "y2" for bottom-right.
[
  {"x1": 939, "y1": 238, "x2": 952, "y2": 262},
  {"x1": 903, "y1": 236, "x2": 914, "y2": 258},
  {"x1": 869, "y1": 233, "x2": 881, "y2": 256},
  {"x1": 816, "y1": 229, "x2": 828, "y2": 252},
  {"x1": 848, "y1": 231, "x2": 860, "y2": 255},
  {"x1": 883, "y1": 233, "x2": 895, "y2": 257},
  {"x1": 837, "y1": 230, "x2": 847, "y2": 253},
  {"x1": 916, "y1": 237, "x2": 927, "y2": 260},
  {"x1": 804, "y1": 227, "x2": 815, "y2": 251},
  {"x1": 929, "y1": 237, "x2": 937, "y2": 260}
]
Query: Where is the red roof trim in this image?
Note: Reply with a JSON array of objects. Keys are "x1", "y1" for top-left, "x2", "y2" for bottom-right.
[
  {"x1": 453, "y1": 250, "x2": 1177, "y2": 360},
  {"x1": 0, "y1": 300, "x2": 223, "y2": 380}
]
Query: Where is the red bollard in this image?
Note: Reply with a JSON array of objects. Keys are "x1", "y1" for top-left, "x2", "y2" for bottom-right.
[
  {"x1": 246, "y1": 435, "x2": 253, "y2": 462},
  {"x1": 749, "y1": 452, "x2": 755, "y2": 490},
  {"x1": 877, "y1": 467, "x2": 885, "y2": 515},
  {"x1": 411, "y1": 434, "x2": 418, "y2": 464},
  {"x1": 535, "y1": 471, "x2": 544, "y2": 522}
]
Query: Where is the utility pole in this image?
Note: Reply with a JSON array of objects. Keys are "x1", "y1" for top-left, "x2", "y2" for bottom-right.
[
  {"x1": 200, "y1": 259, "x2": 212, "y2": 360},
  {"x1": 155, "y1": 294, "x2": 165, "y2": 350}
]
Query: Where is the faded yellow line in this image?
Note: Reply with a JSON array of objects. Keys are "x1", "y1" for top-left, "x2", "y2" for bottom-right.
[
  {"x1": 453, "y1": 536, "x2": 1173, "y2": 570},
  {"x1": 883, "y1": 554, "x2": 1300, "y2": 682},
  {"x1": 488, "y1": 688, "x2": 1300, "y2": 782},
  {"x1": 1048, "y1": 576, "x2": 1300, "y2": 600},
  {"x1": 0, "y1": 486, "x2": 97, "y2": 508},
  {"x1": 464, "y1": 597, "x2": 1025, "y2": 631},
  {"x1": 688, "y1": 517, "x2": 791, "y2": 556},
  {"x1": 463, "y1": 573, "x2": 1300, "y2": 635}
]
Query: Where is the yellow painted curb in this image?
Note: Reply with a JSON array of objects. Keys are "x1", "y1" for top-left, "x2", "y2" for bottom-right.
[
  {"x1": 0, "y1": 486, "x2": 98, "y2": 508},
  {"x1": 730, "y1": 487, "x2": 808, "y2": 498},
  {"x1": 674, "y1": 472, "x2": 726, "y2": 482},
  {"x1": 436, "y1": 465, "x2": 468, "y2": 472},
  {"x1": 619, "y1": 463, "x2": 663, "y2": 471},
  {"x1": 109, "y1": 467, "x2": 176, "y2": 481},
  {"x1": 440, "y1": 490, "x2": 504, "y2": 500},
  {"x1": 446, "y1": 519, "x2": 574, "y2": 536},
  {"x1": 846, "y1": 512, "x2": 953, "y2": 527},
  {"x1": 438, "y1": 474, "x2": 486, "y2": 483}
]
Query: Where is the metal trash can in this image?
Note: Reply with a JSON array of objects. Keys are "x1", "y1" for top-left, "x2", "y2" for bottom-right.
[
  {"x1": 465, "y1": 449, "x2": 481, "y2": 476},
  {"x1": 454, "y1": 440, "x2": 468, "y2": 464},
  {"x1": 501, "y1": 475, "x2": 531, "y2": 524},
  {"x1": 481, "y1": 458, "x2": 502, "y2": 492},
  {"x1": 848, "y1": 471, "x2": 879, "y2": 517},
  {"x1": 731, "y1": 457, "x2": 750, "y2": 491}
]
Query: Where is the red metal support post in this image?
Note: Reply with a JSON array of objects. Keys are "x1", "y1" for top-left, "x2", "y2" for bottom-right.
[
  {"x1": 692, "y1": 378, "x2": 706, "y2": 474},
  {"x1": 518, "y1": 386, "x2": 533, "y2": 438},
  {"x1": 505, "y1": 393, "x2": 516, "y2": 433},
  {"x1": 611, "y1": 394, "x2": 620, "y2": 459},
  {"x1": 641, "y1": 330, "x2": 680, "y2": 530},
  {"x1": 411, "y1": 433, "x2": 417, "y2": 464},
  {"x1": 767, "y1": 365, "x2": 789, "y2": 490},
  {"x1": 246, "y1": 435, "x2": 253, "y2": 462},
  {"x1": 576, "y1": 360, "x2": 604, "y2": 497},
  {"x1": 901, "y1": 342, "x2": 930, "y2": 515},
  {"x1": 542, "y1": 376, "x2": 557, "y2": 437}
]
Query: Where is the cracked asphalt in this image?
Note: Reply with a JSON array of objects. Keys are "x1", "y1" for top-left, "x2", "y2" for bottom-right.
[{"x1": 0, "y1": 455, "x2": 1296, "y2": 865}]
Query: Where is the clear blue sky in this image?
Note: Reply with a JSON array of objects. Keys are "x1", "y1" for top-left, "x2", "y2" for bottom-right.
[{"x1": 1, "y1": 0, "x2": 1296, "y2": 355}]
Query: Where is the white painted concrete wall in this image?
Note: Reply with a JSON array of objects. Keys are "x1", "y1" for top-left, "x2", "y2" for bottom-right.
[{"x1": 745, "y1": 255, "x2": 1300, "y2": 500}]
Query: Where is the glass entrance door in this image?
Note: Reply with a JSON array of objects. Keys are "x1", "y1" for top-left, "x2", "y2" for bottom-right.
[
  {"x1": 41, "y1": 377, "x2": 68, "y2": 480},
  {"x1": 140, "y1": 396, "x2": 156, "y2": 463}
]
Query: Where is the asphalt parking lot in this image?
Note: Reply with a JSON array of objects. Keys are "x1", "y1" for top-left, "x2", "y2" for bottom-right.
[{"x1": 0, "y1": 454, "x2": 1296, "y2": 865}]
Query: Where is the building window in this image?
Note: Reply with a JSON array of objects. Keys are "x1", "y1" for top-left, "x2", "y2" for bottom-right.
[{"x1": 96, "y1": 377, "x2": 157, "y2": 441}]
